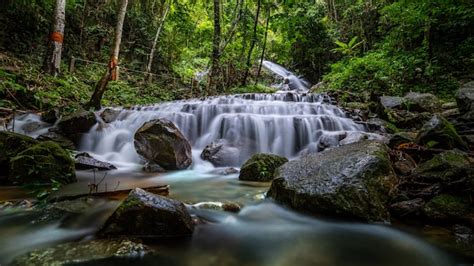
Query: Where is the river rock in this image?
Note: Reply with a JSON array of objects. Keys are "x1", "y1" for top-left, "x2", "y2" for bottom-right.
[
  {"x1": 388, "y1": 132, "x2": 416, "y2": 148},
  {"x1": 423, "y1": 194, "x2": 474, "y2": 226},
  {"x1": 134, "y1": 119, "x2": 192, "y2": 170},
  {"x1": 390, "y1": 198, "x2": 425, "y2": 218},
  {"x1": 267, "y1": 141, "x2": 397, "y2": 222},
  {"x1": 11, "y1": 239, "x2": 152, "y2": 266},
  {"x1": 100, "y1": 108, "x2": 122, "y2": 123},
  {"x1": 99, "y1": 188, "x2": 194, "y2": 238},
  {"x1": 0, "y1": 131, "x2": 38, "y2": 178},
  {"x1": 405, "y1": 92, "x2": 441, "y2": 113},
  {"x1": 201, "y1": 139, "x2": 240, "y2": 167},
  {"x1": 456, "y1": 81, "x2": 474, "y2": 114},
  {"x1": 379, "y1": 96, "x2": 405, "y2": 110},
  {"x1": 415, "y1": 115, "x2": 468, "y2": 150},
  {"x1": 8, "y1": 141, "x2": 76, "y2": 185},
  {"x1": 57, "y1": 110, "x2": 97, "y2": 136},
  {"x1": 37, "y1": 131, "x2": 76, "y2": 150},
  {"x1": 239, "y1": 153, "x2": 288, "y2": 182},
  {"x1": 75, "y1": 152, "x2": 117, "y2": 171}
]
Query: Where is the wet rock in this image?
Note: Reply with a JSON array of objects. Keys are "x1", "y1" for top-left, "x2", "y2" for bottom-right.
[
  {"x1": 34, "y1": 197, "x2": 110, "y2": 223},
  {"x1": 390, "y1": 198, "x2": 425, "y2": 218},
  {"x1": 20, "y1": 121, "x2": 42, "y2": 134},
  {"x1": 339, "y1": 132, "x2": 387, "y2": 146},
  {"x1": 143, "y1": 162, "x2": 166, "y2": 173},
  {"x1": 41, "y1": 109, "x2": 59, "y2": 123},
  {"x1": 37, "y1": 131, "x2": 76, "y2": 150},
  {"x1": 267, "y1": 141, "x2": 397, "y2": 222},
  {"x1": 441, "y1": 108, "x2": 460, "y2": 118},
  {"x1": 383, "y1": 109, "x2": 431, "y2": 130},
  {"x1": 200, "y1": 139, "x2": 240, "y2": 167},
  {"x1": 100, "y1": 108, "x2": 122, "y2": 123},
  {"x1": 441, "y1": 102, "x2": 457, "y2": 110},
  {"x1": 423, "y1": 194, "x2": 474, "y2": 226},
  {"x1": 192, "y1": 201, "x2": 241, "y2": 213},
  {"x1": 57, "y1": 110, "x2": 97, "y2": 136},
  {"x1": 379, "y1": 96, "x2": 405, "y2": 110},
  {"x1": 134, "y1": 119, "x2": 192, "y2": 170},
  {"x1": 0, "y1": 131, "x2": 38, "y2": 178},
  {"x1": 405, "y1": 92, "x2": 441, "y2": 113},
  {"x1": 11, "y1": 239, "x2": 152, "y2": 266},
  {"x1": 415, "y1": 115, "x2": 468, "y2": 151},
  {"x1": 392, "y1": 151, "x2": 416, "y2": 176},
  {"x1": 388, "y1": 132, "x2": 416, "y2": 149},
  {"x1": 8, "y1": 141, "x2": 76, "y2": 185},
  {"x1": 239, "y1": 153, "x2": 288, "y2": 182},
  {"x1": 100, "y1": 188, "x2": 194, "y2": 238},
  {"x1": 366, "y1": 118, "x2": 399, "y2": 134},
  {"x1": 75, "y1": 152, "x2": 117, "y2": 171},
  {"x1": 456, "y1": 81, "x2": 474, "y2": 114}
]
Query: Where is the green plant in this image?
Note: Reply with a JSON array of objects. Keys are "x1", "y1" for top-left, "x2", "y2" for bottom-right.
[{"x1": 332, "y1": 36, "x2": 364, "y2": 56}]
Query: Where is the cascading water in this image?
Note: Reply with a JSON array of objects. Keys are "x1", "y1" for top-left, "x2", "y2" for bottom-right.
[{"x1": 262, "y1": 60, "x2": 311, "y2": 91}]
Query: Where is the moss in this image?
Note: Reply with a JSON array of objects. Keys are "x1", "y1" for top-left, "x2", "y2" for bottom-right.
[
  {"x1": 416, "y1": 115, "x2": 468, "y2": 150},
  {"x1": 239, "y1": 153, "x2": 288, "y2": 182},
  {"x1": 8, "y1": 141, "x2": 76, "y2": 185},
  {"x1": 423, "y1": 194, "x2": 473, "y2": 223},
  {"x1": 0, "y1": 131, "x2": 38, "y2": 177}
]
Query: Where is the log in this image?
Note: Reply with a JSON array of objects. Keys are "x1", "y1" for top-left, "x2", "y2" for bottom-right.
[{"x1": 48, "y1": 185, "x2": 169, "y2": 202}]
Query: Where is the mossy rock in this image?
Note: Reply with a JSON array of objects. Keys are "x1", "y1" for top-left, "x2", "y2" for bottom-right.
[
  {"x1": 8, "y1": 141, "x2": 76, "y2": 185},
  {"x1": 416, "y1": 115, "x2": 468, "y2": 151},
  {"x1": 0, "y1": 131, "x2": 38, "y2": 178},
  {"x1": 388, "y1": 132, "x2": 416, "y2": 148},
  {"x1": 57, "y1": 110, "x2": 97, "y2": 136},
  {"x1": 423, "y1": 194, "x2": 474, "y2": 225},
  {"x1": 239, "y1": 153, "x2": 288, "y2": 182},
  {"x1": 413, "y1": 150, "x2": 473, "y2": 182}
]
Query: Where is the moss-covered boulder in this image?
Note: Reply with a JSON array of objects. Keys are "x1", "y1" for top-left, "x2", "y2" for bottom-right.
[
  {"x1": 134, "y1": 119, "x2": 192, "y2": 170},
  {"x1": 456, "y1": 81, "x2": 474, "y2": 114},
  {"x1": 423, "y1": 194, "x2": 474, "y2": 226},
  {"x1": 267, "y1": 141, "x2": 397, "y2": 222},
  {"x1": 11, "y1": 239, "x2": 152, "y2": 266},
  {"x1": 405, "y1": 92, "x2": 441, "y2": 113},
  {"x1": 416, "y1": 115, "x2": 468, "y2": 150},
  {"x1": 239, "y1": 153, "x2": 288, "y2": 182},
  {"x1": 99, "y1": 188, "x2": 194, "y2": 238},
  {"x1": 8, "y1": 141, "x2": 76, "y2": 185},
  {"x1": 57, "y1": 110, "x2": 97, "y2": 142},
  {"x1": 0, "y1": 131, "x2": 39, "y2": 178}
]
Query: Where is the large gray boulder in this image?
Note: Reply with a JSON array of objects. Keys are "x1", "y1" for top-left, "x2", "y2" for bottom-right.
[
  {"x1": 134, "y1": 119, "x2": 192, "y2": 170},
  {"x1": 456, "y1": 81, "x2": 474, "y2": 114},
  {"x1": 99, "y1": 188, "x2": 194, "y2": 238},
  {"x1": 267, "y1": 141, "x2": 397, "y2": 222}
]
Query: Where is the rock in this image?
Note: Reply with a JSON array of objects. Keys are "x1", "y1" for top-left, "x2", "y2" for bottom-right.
[
  {"x1": 100, "y1": 108, "x2": 122, "y2": 123},
  {"x1": 200, "y1": 139, "x2": 240, "y2": 167},
  {"x1": 422, "y1": 224, "x2": 474, "y2": 259},
  {"x1": 8, "y1": 141, "x2": 76, "y2": 185},
  {"x1": 392, "y1": 151, "x2": 416, "y2": 176},
  {"x1": 383, "y1": 109, "x2": 431, "y2": 129},
  {"x1": 405, "y1": 92, "x2": 441, "y2": 113},
  {"x1": 379, "y1": 96, "x2": 405, "y2": 110},
  {"x1": 423, "y1": 194, "x2": 474, "y2": 226},
  {"x1": 134, "y1": 119, "x2": 192, "y2": 170},
  {"x1": 412, "y1": 150, "x2": 474, "y2": 187},
  {"x1": 11, "y1": 239, "x2": 152, "y2": 266},
  {"x1": 239, "y1": 153, "x2": 288, "y2": 182},
  {"x1": 366, "y1": 118, "x2": 399, "y2": 134},
  {"x1": 441, "y1": 102, "x2": 457, "y2": 110},
  {"x1": 415, "y1": 115, "x2": 468, "y2": 150},
  {"x1": 318, "y1": 133, "x2": 346, "y2": 151},
  {"x1": 388, "y1": 132, "x2": 416, "y2": 148},
  {"x1": 456, "y1": 81, "x2": 474, "y2": 114},
  {"x1": 441, "y1": 108, "x2": 460, "y2": 118},
  {"x1": 75, "y1": 152, "x2": 117, "y2": 171},
  {"x1": 143, "y1": 162, "x2": 166, "y2": 173},
  {"x1": 57, "y1": 110, "x2": 97, "y2": 136},
  {"x1": 20, "y1": 121, "x2": 42, "y2": 134},
  {"x1": 222, "y1": 167, "x2": 239, "y2": 175},
  {"x1": 41, "y1": 109, "x2": 59, "y2": 123},
  {"x1": 192, "y1": 201, "x2": 241, "y2": 213},
  {"x1": 34, "y1": 197, "x2": 111, "y2": 223},
  {"x1": 339, "y1": 132, "x2": 387, "y2": 146},
  {"x1": 0, "y1": 131, "x2": 38, "y2": 178},
  {"x1": 267, "y1": 141, "x2": 397, "y2": 222},
  {"x1": 390, "y1": 198, "x2": 425, "y2": 218},
  {"x1": 99, "y1": 188, "x2": 194, "y2": 238},
  {"x1": 37, "y1": 131, "x2": 76, "y2": 150}
]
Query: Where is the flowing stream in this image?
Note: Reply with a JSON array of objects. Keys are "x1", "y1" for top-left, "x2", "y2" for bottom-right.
[{"x1": 0, "y1": 62, "x2": 460, "y2": 265}]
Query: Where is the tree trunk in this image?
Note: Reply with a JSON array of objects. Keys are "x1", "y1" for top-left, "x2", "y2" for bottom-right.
[
  {"x1": 146, "y1": 2, "x2": 170, "y2": 83},
  {"x1": 208, "y1": 0, "x2": 221, "y2": 95},
  {"x1": 86, "y1": 0, "x2": 128, "y2": 110},
  {"x1": 255, "y1": 6, "x2": 270, "y2": 85},
  {"x1": 242, "y1": 0, "x2": 261, "y2": 86},
  {"x1": 43, "y1": 0, "x2": 66, "y2": 76}
]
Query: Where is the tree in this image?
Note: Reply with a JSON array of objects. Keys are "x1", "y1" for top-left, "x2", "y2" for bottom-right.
[
  {"x1": 86, "y1": 0, "x2": 129, "y2": 110},
  {"x1": 242, "y1": 0, "x2": 262, "y2": 86},
  {"x1": 255, "y1": 5, "x2": 271, "y2": 84},
  {"x1": 146, "y1": 1, "x2": 170, "y2": 83},
  {"x1": 208, "y1": 0, "x2": 221, "y2": 95},
  {"x1": 43, "y1": 0, "x2": 66, "y2": 76}
]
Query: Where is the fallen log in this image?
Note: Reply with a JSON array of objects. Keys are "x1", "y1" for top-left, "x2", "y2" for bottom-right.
[{"x1": 48, "y1": 185, "x2": 169, "y2": 202}]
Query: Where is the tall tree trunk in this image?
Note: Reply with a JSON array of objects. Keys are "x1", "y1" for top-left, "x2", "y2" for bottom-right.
[
  {"x1": 242, "y1": 0, "x2": 261, "y2": 86},
  {"x1": 43, "y1": 0, "x2": 66, "y2": 76},
  {"x1": 86, "y1": 0, "x2": 128, "y2": 110},
  {"x1": 208, "y1": 0, "x2": 221, "y2": 95},
  {"x1": 255, "y1": 6, "x2": 270, "y2": 85},
  {"x1": 146, "y1": 2, "x2": 170, "y2": 83}
]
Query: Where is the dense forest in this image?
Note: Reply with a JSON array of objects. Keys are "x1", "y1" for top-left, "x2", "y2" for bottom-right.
[{"x1": 0, "y1": 0, "x2": 474, "y2": 265}]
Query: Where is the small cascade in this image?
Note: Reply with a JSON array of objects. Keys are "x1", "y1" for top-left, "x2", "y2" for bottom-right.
[{"x1": 262, "y1": 60, "x2": 311, "y2": 92}]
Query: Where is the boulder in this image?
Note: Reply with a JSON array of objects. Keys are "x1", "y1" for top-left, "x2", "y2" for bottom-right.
[
  {"x1": 392, "y1": 152, "x2": 416, "y2": 176},
  {"x1": 267, "y1": 141, "x2": 397, "y2": 222},
  {"x1": 100, "y1": 108, "x2": 122, "y2": 123},
  {"x1": 8, "y1": 141, "x2": 76, "y2": 185},
  {"x1": 390, "y1": 198, "x2": 425, "y2": 218},
  {"x1": 200, "y1": 139, "x2": 240, "y2": 167},
  {"x1": 239, "y1": 153, "x2": 288, "y2": 182},
  {"x1": 366, "y1": 118, "x2": 399, "y2": 134},
  {"x1": 423, "y1": 194, "x2": 474, "y2": 226},
  {"x1": 415, "y1": 115, "x2": 468, "y2": 151},
  {"x1": 11, "y1": 239, "x2": 152, "y2": 266},
  {"x1": 379, "y1": 96, "x2": 405, "y2": 110},
  {"x1": 57, "y1": 110, "x2": 97, "y2": 136},
  {"x1": 75, "y1": 152, "x2": 117, "y2": 171},
  {"x1": 134, "y1": 119, "x2": 192, "y2": 170},
  {"x1": 142, "y1": 162, "x2": 166, "y2": 173},
  {"x1": 382, "y1": 109, "x2": 431, "y2": 130},
  {"x1": 456, "y1": 81, "x2": 474, "y2": 114},
  {"x1": 99, "y1": 188, "x2": 194, "y2": 238},
  {"x1": 0, "y1": 131, "x2": 38, "y2": 178},
  {"x1": 388, "y1": 132, "x2": 416, "y2": 149},
  {"x1": 37, "y1": 131, "x2": 76, "y2": 150},
  {"x1": 405, "y1": 92, "x2": 441, "y2": 113}
]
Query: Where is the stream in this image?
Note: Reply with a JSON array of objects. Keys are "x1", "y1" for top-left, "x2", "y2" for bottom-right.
[{"x1": 0, "y1": 62, "x2": 462, "y2": 265}]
